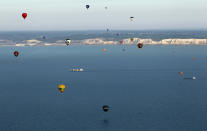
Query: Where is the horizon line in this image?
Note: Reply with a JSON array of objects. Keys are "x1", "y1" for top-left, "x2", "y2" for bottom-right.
[{"x1": 1, "y1": 29, "x2": 207, "y2": 32}]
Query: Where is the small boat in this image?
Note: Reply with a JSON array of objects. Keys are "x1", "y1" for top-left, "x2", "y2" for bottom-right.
[{"x1": 72, "y1": 68, "x2": 84, "y2": 72}]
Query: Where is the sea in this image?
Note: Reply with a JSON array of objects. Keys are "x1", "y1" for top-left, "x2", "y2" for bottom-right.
[{"x1": 1, "y1": 30, "x2": 207, "y2": 131}]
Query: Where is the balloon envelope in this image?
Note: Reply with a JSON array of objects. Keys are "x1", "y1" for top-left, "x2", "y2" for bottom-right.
[
  {"x1": 14, "y1": 51, "x2": 19, "y2": 57},
  {"x1": 130, "y1": 38, "x2": 134, "y2": 42},
  {"x1": 41, "y1": 36, "x2": 46, "y2": 39},
  {"x1": 102, "y1": 105, "x2": 109, "y2": 112},
  {"x1": 130, "y1": 17, "x2": 134, "y2": 21},
  {"x1": 22, "y1": 13, "x2": 27, "y2": 19},
  {"x1": 122, "y1": 48, "x2": 126, "y2": 52},
  {"x1": 65, "y1": 39, "x2": 71, "y2": 45},
  {"x1": 137, "y1": 43, "x2": 143, "y2": 49},
  {"x1": 120, "y1": 40, "x2": 124, "y2": 44},
  {"x1": 179, "y1": 72, "x2": 183, "y2": 76},
  {"x1": 86, "y1": 5, "x2": 90, "y2": 9},
  {"x1": 58, "y1": 84, "x2": 66, "y2": 93}
]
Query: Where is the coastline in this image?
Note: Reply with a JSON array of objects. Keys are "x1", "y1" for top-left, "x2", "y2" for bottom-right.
[{"x1": 1, "y1": 38, "x2": 207, "y2": 47}]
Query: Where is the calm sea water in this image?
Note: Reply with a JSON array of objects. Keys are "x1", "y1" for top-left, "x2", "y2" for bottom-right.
[{"x1": 0, "y1": 45, "x2": 207, "y2": 131}]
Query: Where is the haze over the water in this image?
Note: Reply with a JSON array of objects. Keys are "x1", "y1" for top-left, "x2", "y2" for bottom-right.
[{"x1": 0, "y1": 0, "x2": 207, "y2": 31}]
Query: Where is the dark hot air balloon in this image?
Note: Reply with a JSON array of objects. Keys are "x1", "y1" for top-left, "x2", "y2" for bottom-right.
[
  {"x1": 14, "y1": 51, "x2": 19, "y2": 57},
  {"x1": 137, "y1": 43, "x2": 143, "y2": 49},
  {"x1": 102, "y1": 105, "x2": 109, "y2": 112},
  {"x1": 41, "y1": 35, "x2": 46, "y2": 39},
  {"x1": 86, "y1": 5, "x2": 90, "y2": 9}
]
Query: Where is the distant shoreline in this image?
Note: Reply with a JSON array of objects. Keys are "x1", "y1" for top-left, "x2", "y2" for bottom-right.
[{"x1": 1, "y1": 38, "x2": 207, "y2": 46}]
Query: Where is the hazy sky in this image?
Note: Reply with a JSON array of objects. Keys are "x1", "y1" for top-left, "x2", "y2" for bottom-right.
[{"x1": 0, "y1": 0, "x2": 207, "y2": 30}]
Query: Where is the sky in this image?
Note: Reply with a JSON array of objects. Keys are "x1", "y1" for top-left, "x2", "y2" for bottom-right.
[{"x1": 0, "y1": 0, "x2": 207, "y2": 31}]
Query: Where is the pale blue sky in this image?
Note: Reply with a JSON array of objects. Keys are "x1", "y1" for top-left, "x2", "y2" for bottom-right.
[{"x1": 0, "y1": 0, "x2": 207, "y2": 30}]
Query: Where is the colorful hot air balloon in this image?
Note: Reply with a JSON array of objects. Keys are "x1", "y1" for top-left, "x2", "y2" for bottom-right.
[
  {"x1": 22, "y1": 13, "x2": 27, "y2": 19},
  {"x1": 65, "y1": 39, "x2": 71, "y2": 46},
  {"x1": 103, "y1": 48, "x2": 107, "y2": 52},
  {"x1": 120, "y1": 40, "x2": 124, "y2": 44},
  {"x1": 58, "y1": 84, "x2": 66, "y2": 93},
  {"x1": 86, "y1": 5, "x2": 90, "y2": 9},
  {"x1": 14, "y1": 51, "x2": 19, "y2": 57},
  {"x1": 137, "y1": 43, "x2": 143, "y2": 49},
  {"x1": 130, "y1": 17, "x2": 134, "y2": 21},
  {"x1": 179, "y1": 72, "x2": 183, "y2": 76},
  {"x1": 102, "y1": 105, "x2": 109, "y2": 112}
]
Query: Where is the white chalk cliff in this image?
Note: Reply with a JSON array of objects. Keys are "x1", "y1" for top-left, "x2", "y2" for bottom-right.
[
  {"x1": 82, "y1": 38, "x2": 207, "y2": 45},
  {"x1": 1, "y1": 38, "x2": 207, "y2": 46}
]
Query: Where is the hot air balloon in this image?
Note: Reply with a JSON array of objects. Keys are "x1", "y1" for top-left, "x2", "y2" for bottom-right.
[
  {"x1": 192, "y1": 57, "x2": 195, "y2": 61},
  {"x1": 102, "y1": 105, "x2": 109, "y2": 112},
  {"x1": 22, "y1": 13, "x2": 27, "y2": 19},
  {"x1": 130, "y1": 38, "x2": 134, "y2": 42},
  {"x1": 122, "y1": 48, "x2": 126, "y2": 52},
  {"x1": 192, "y1": 76, "x2": 196, "y2": 80},
  {"x1": 105, "y1": 6, "x2": 108, "y2": 10},
  {"x1": 41, "y1": 35, "x2": 46, "y2": 39},
  {"x1": 103, "y1": 48, "x2": 107, "y2": 52},
  {"x1": 86, "y1": 5, "x2": 90, "y2": 9},
  {"x1": 120, "y1": 40, "x2": 124, "y2": 44},
  {"x1": 130, "y1": 17, "x2": 134, "y2": 21},
  {"x1": 58, "y1": 84, "x2": 66, "y2": 93},
  {"x1": 65, "y1": 39, "x2": 71, "y2": 46},
  {"x1": 137, "y1": 43, "x2": 143, "y2": 49},
  {"x1": 14, "y1": 51, "x2": 19, "y2": 57},
  {"x1": 179, "y1": 72, "x2": 183, "y2": 76}
]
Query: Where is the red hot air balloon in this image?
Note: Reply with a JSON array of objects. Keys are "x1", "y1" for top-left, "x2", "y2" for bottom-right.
[
  {"x1": 137, "y1": 43, "x2": 143, "y2": 49},
  {"x1": 179, "y1": 72, "x2": 183, "y2": 76},
  {"x1": 120, "y1": 40, "x2": 124, "y2": 44},
  {"x1": 14, "y1": 51, "x2": 19, "y2": 57},
  {"x1": 22, "y1": 13, "x2": 27, "y2": 19}
]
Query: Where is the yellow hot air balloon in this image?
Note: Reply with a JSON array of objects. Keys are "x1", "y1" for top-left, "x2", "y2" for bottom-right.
[
  {"x1": 58, "y1": 84, "x2": 66, "y2": 93},
  {"x1": 130, "y1": 38, "x2": 134, "y2": 42}
]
